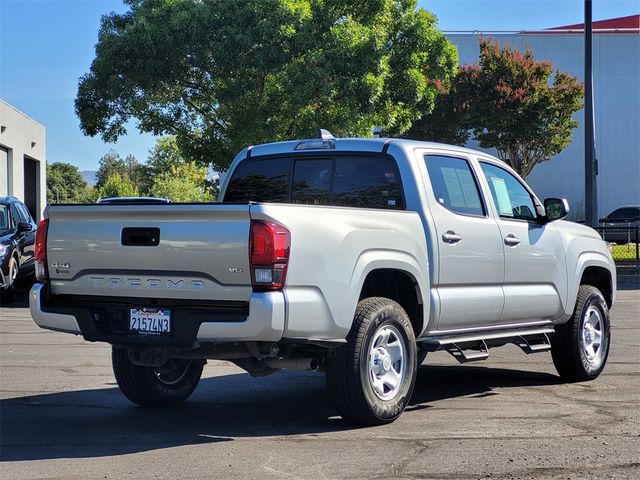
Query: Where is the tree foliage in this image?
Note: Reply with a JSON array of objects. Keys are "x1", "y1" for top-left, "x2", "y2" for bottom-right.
[
  {"x1": 76, "y1": 0, "x2": 458, "y2": 171},
  {"x1": 146, "y1": 136, "x2": 186, "y2": 178},
  {"x1": 47, "y1": 162, "x2": 93, "y2": 203},
  {"x1": 404, "y1": 77, "x2": 473, "y2": 146},
  {"x1": 95, "y1": 150, "x2": 144, "y2": 190},
  {"x1": 149, "y1": 163, "x2": 214, "y2": 202},
  {"x1": 98, "y1": 173, "x2": 139, "y2": 199},
  {"x1": 90, "y1": 136, "x2": 215, "y2": 201},
  {"x1": 411, "y1": 38, "x2": 584, "y2": 177}
]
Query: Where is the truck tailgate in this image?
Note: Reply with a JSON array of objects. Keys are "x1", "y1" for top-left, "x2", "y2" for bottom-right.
[{"x1": 46, "y1": 204, "x2": 252, "y2": 302}]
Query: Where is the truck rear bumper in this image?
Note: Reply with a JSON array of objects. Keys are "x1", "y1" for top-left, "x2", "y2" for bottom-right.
[
  {"x1": 195, "y1": 292, "x2": 285, "y2": 342},
  {"x1": 29, "y1": 283, "x2": 285, "y2": 344},
  {"x1": 30, "y1": 283, "x2": 82, "y2": 334}
]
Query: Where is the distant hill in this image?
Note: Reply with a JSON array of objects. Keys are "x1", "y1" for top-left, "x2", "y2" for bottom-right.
[{"x1": 81, "y1": 170, "x2": 97, "y2": 186}]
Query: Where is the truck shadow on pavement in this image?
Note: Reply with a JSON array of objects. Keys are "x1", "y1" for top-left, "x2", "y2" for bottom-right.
[{"x1": 0, "y1": 363, "x2": 560, "y2": 462}]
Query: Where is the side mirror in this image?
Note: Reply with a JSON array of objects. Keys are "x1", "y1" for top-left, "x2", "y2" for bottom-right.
[
  {"x1": 17, "y1": 222, "x2": 33, "y2": 234},
  {"x1": 544, "y1": 198, "x2": 570, "y2": 222}
]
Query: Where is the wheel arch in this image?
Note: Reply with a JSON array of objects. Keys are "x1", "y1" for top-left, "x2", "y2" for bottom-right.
[
  {"x1": 356, "y1": 263, "x2": 428, "y2": 338},
  {"x1": 566, "y1": 252, "x2": 615, "y2": 315},
  {"x1": 580, "y1": 266, "x2": 613, "y2": 308}
]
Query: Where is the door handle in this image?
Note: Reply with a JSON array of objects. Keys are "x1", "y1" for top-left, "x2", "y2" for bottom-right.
[
  {"x1": 442, "y1": 230, "x2": 462, "y2": 244},
  {"x1": 504, "y1": 234, "x2": 521, "y2": 246}
]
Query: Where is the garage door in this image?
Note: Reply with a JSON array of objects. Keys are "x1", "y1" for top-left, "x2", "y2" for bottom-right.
[{"x1": 0, "y1": 147, "x2": 8, "y2": 196}]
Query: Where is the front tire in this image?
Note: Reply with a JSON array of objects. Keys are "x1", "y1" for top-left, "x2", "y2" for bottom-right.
[
  {"x1": 551, "y1": 285, "x2": 611, "y2": 381},
  {"x1": 1, "y1": 256, "x2": 18, "y2": 303},
  {"x1": 112, "y1": 347, "x2": 204, "y2": 407},
  {"x1": 326, "y1": 297, "x2": 417, "y2": 425}
]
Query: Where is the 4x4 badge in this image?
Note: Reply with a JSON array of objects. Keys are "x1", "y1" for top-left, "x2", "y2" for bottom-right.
[
  {"x1": 51, "y1": 261, "x2": 71, "y2": 274},
  {"x1": 51, "y1": 261, "x2": 70, "y2": 269}
]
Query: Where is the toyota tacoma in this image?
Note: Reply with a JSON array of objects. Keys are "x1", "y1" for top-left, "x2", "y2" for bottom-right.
[{"x1": 29, "y1": 132, "x2": 615, "y2": 425}]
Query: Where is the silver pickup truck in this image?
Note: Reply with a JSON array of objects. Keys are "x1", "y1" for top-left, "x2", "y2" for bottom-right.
[{"x1": 29, "y1": 132, "x2": 615, "y2": 425}]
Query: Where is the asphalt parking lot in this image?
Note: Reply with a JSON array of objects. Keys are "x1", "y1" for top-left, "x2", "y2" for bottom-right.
[{"x1": 1, "y1": 278, "x2": 639, "y2": 480}]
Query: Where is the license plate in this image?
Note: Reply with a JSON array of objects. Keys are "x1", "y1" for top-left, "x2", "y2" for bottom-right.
[{"x1": 130, "y1": 308, "x2": 171, "y2": 336}]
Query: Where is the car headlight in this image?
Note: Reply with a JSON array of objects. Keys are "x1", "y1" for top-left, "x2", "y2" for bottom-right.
[{"x1": 0, "y1": 244, "x2": 8, "y2": 257}]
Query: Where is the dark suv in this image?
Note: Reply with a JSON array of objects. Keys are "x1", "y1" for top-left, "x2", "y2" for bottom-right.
[
  {"x1": 0, "y1": 197, "x2": 37, "y2": 301},
  {"x1": 599, "y1": 206, "x2": 640, "y2": 244}
]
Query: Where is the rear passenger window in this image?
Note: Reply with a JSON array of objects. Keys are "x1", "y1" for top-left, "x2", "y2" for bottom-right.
[
  {"x1": 425, "y1": 155, "x2": 484, "y2": 216},
  {"x1": 333, "y1": 156, "x2": 404, "y2": 209},
  {"x1": 224, "y1": 157, "x2": 291, "y2": 203}
]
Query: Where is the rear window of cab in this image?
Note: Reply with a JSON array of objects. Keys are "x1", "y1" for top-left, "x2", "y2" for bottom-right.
[{"x1": 223, "y1": 155, "x2": 405, "y2": 210}]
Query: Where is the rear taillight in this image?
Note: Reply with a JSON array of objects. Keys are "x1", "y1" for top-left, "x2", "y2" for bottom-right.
[
  {"x1": 250, "y1": 220, "x2": 291, "y2": 291},
  {"x1": 35, "y1": 219, "x2": 49, "y2": 282}
]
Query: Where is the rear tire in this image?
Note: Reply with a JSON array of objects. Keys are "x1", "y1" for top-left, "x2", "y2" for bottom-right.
[
  {"x1": 551, "y1": 285, "x2": 610, "y2": 382},
  {"x1": 326, "y1": 297, "x2": 417, "y2": 425},
  {"x1": 112, "y1": 347, "x2": 204, "y2": 406}
]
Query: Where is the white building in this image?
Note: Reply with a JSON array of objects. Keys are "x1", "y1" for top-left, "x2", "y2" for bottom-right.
[
  {"x1": 445, "y1": 15, "x2": 640, "y2": 219},
  {"x1": 0, "y1": 99, "x2": 46, "y2": 221}
]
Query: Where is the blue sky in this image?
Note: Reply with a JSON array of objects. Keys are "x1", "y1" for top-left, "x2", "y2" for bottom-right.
[{"x1": 1, "y1": 0, "x2": 638, "y2": 171}]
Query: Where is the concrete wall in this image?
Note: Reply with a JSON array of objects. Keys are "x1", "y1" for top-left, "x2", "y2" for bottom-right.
[
  {"x1": 0, "y1": 100, "x2": 46, "y2": 221},
  {"x1": 446, "y1": 33, "x2": 640, "y2": 219}
]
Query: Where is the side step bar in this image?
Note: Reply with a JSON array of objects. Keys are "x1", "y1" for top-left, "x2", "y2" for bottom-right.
[
  {"x1": 516, "y1": 333, "x2": 551, "y2": 354},
  {"x1": 419, "y1": 327, "x2": 554, "y2": 364},
  {"x1": 446, "y1": 340, "x2": 489, "y2": 363}
]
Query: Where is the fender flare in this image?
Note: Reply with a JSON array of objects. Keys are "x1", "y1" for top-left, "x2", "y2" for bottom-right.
[
  {"x1": 348, "y1": 249, "x2": 430, "y2": 336},
  {"x1": 566, "y1": 251, "x2": 615, "y2": 316}
]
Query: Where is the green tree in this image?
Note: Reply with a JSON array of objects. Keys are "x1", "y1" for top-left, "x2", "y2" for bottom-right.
[
  {"x1": 124, "y1": 154, "x2": 145, "y2": 191},
  {"x1": 146, "y1": 136, "x2": 185, "y2": 175},
  {"x1": 95, "y1": 150, "x2": 144, "y2": 190},
  {"x1": 150, "y1": 162, "x2": 214, "y2": 202},
  {"x1": 97, "y1": 173, "x2": 139, "y2": 199},
  {"x1": 95, "y1": 150, "x2": 126, "y2": 188},
  {"x1": 413, "y1": 38, "x2": 584, "y2": 177},
  {"x1": 76, "y1": 0, "x2": 457, "y2": 171},
  {"x1": 404, "y1": 76, "x2": 474, "y2": 146},
  {"x1": 135, "y1": 135, "x2": 209, "y2": 193},
  {"x1": 47, "y1": 162, "x2": 93, "y2": 203}
]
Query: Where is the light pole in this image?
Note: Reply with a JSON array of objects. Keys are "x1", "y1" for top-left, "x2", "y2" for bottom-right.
[{"x1": 584, "y1": 0, "x2": 598, "y2": 226}]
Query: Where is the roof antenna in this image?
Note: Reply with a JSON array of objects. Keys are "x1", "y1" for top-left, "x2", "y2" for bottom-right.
[{"x1": 318, "y1": 129, "x2": 335, "y2": 140}]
